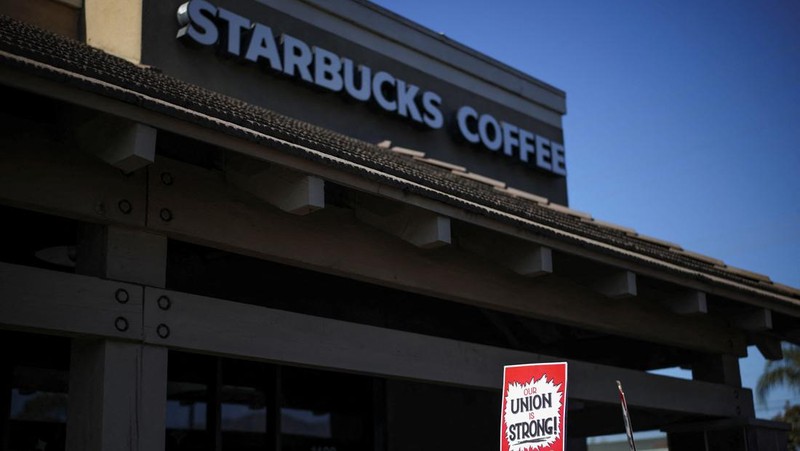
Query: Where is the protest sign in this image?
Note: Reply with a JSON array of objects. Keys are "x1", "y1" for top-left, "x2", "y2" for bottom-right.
[{"x1": 501, "y1": 362, "x2": 568, "y2": 451}]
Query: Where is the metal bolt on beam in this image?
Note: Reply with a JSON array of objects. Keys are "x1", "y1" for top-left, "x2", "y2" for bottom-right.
[
  {"x1": 160, "y1": 208, "x2": 173, "y2": 222},
  {"x1": 157, "y1": 295, "x2": 171, "y2": 310},
  {"x1": 115, "y1": 288, "x2": 129, "y2": 304},
  {"x1": 157, "y1": 323, "x2": 170, "y2": 338},
  {"x1": 114, "y1": 316, "x2": 129, "y2": 332},
  {"x1": 118, "y1": 199, "x2": 132, "y2": 214}
]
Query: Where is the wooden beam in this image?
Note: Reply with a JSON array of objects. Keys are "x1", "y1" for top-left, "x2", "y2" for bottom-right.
[
  {"x1": 66, "y1": 340, "x2": 167, "y2": 451},
  {"x1": 143, "y1": 157, "x2": 746, "y2": 356},
  {"x1": 456, "y1": 224, "x2": 552, "y2": 277},
  {"x1": 751, "y1": 333, "x2": 783, "y2": 361},
  {"x1": 76, "y1": 114, "x2": 156, "y2": 173},
  {"x1": 664, "y1": 290, "x2": 707, "y2": 315},
  {"x1": 225, "y1": 155, "x2": 325, "y2": 215},
  {"x1": 402, "y1": 214, "x2": 450, "y2": 249},
  {"x1": 142, "y1": 286, "x2": 751, "y2": 418},
  {"x1": 733, "y1": 309, "x2": 773, "y2": 332},
  {"x1": 2, "y1": 64, "x2": 796, "y2": 322},
  {"x1": 69, "y1": 222, "x2": 168, "y2": 451},
  {"x1": 0, "y1": 261, "x2": 752, "y2": 420},
  {"x1": 0, "y1": 123, "x2": 746, "y2": 355},
  {"x1": 353, "y1": 192, "x2": 450, "y2": 249},
  {"x1": 692, "y1": 354, "x2": 743, "y2": 387},
  {"x1": 0, "y1": 226, "x2": 169, "y2": 451},
  {"x1": 76, "y1": 224, "x2": 167, "y2": 287},
  {"x1": 592, "y1": 270, "x2": 637, "y2": 299},
  {"x1": 513, "y1": 245, "x2": 553, "y2": 277},
  {"x1": 0, "y1": 262, "x2": 142, "y2": 339},
  {"x1": 0, "y1": 145, "x2": 747, "y2": 357},
  {"x1": 0, "y1": 134, "x2": 147, "y2": 227}
]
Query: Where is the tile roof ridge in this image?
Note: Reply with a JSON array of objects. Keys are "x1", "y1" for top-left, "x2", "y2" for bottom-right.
[
  {"x1": 719, "y1": 264, "x2": 772, "y2": 283},
  {"x1": 673, "y1": 248, "x2": 726, "y2": 267},
  {"x1": 769, "y1": 281, "x2": 800, "y2": 298},
  {"x1": 543, "y1": 201, "x2": 592, "y2": 220},
  {"x1": 625, "y1": 232, "x2": 683, "y2": 251},
  {"x1": 450, "y1": 169, "x2": 506, "y2": 189},
  {"x1": 414, "y1": 157, "x2": 466, "y2": 173},
  {"x1": 388, "y1": 145, "x2": 425, "y2": 158},
  {"x1": 383, "y1": 144, "x2": 507, "y2": 188},
  {"x1": 580, "y1": 217, "x2": 638, "y2": 235},
  {"x1": 496, "y1": 186, "x2": 549, "y2": 205}
]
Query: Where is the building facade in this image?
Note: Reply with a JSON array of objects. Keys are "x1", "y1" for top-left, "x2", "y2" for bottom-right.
[{"x1": 0, "y1": 1, "x2": 798, "y2": 450}]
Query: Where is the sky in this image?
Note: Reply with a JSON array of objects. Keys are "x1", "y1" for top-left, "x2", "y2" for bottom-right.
[{"x1": 369, "y1": 0, "x2": 800, "y2": 425}]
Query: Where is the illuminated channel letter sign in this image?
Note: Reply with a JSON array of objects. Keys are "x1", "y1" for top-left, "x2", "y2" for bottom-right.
[
  {"x1": 501, "y1": 362, "x2": 568, "y2": 451},
  {"x1": 176, "y1": 0, "x2": 443, "y2": 129},
  {"x1": 176, "y1": 0, "x2": 567, "y2": 177},
  {"x1": 456, "y1": 106, "x2": 566, "y2": 175}
]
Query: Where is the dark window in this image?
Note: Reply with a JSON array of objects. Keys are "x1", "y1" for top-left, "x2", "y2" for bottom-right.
[
  {"x1": 166, "y1": 352, "x2": 378, "y2": 451},
  {"x1": 2, "y1": 331, "x2": 70, "y2": 451},
  {"x1": 281, "y1": 366, "x2": 374, "y2": 451}
]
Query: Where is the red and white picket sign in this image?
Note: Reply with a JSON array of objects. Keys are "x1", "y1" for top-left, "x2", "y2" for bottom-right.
[{"x1": 500, "y1": 362, "x2": 568, "y2": 451}]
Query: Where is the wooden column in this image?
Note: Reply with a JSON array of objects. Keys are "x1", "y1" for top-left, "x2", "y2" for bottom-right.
[
  {"x1": 667, "y1": 355, "x2": 788, "y2": 451},
  {"x1": 66, "y1": 225, "x2": 168, "y2": 451},
  {"x1": 692, "y1": 353, "x2": 755, "y2": 421},
  {"x1": 693, "y1": 354, "x2": 743, "y2": 388},
  {"x1": 66, "y1": 340, "x2": 168, "y2": 451}
]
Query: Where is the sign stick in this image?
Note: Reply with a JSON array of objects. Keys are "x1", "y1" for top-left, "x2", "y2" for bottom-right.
[{"x1": 616, "y1": 380, "x2": 637, "y2": 451}]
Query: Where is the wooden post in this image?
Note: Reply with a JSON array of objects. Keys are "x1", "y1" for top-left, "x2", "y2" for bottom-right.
[
  {"x1": 66, "y1": 340, "x2": 168, "y2": 451},
  {"x1": 692, "y1": 354, "x2": 743, "y2": 388},
  {"x1": 692, "y1": 353, "x2": 754, "y2": 419},
  {"x1": 66, "y1": 225, "x2": 168, "y2": 451}
]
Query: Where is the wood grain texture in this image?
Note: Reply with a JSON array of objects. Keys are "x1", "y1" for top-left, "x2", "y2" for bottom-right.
[
  {"x1": 0, "y1": 262, "x2": 142, "y2": 339},
  {"x1": 143, "y1": 286, "x2": 751, "y2": 417},
  {"x1": 146, "y1": 157, "x2": 747, "y2": 356}
]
